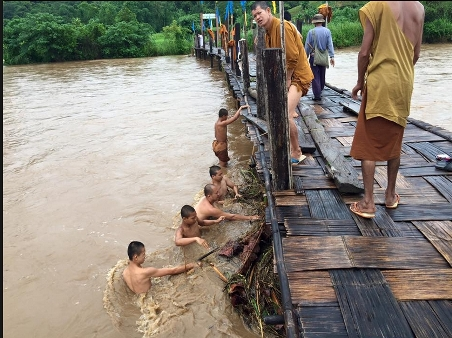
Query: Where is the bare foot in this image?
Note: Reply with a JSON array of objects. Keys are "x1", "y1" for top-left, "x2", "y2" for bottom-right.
[{"x1": 292, "y1": 113, "x2": 299, "y2": 118}]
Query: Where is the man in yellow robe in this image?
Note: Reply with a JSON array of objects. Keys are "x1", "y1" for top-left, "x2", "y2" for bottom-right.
[
  {"x1": 251, "y1": 1, "x2": 314, "y2": 164},
  {"x1": 349, "y1": 1, "x2": 425, "y2": 218}
]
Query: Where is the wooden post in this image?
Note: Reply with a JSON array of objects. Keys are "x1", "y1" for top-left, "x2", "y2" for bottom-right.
[
  {"x1": 263, "y1": 48, "x2": 292, "y2": 191},
  {"x1": 200, "y1": 13, "x2": 204, "y2": 49},
  {"x1": 239, "y1": 39, "x2": 250, "y2": 91},
  {"x1": 256, "y1": 27, "x2": 266, "y2": 120},
  {"x1": 215, "y1": 13, "x2": 219, "y2": 48},
  {"x1": 234, "y1": 23, "x2": 241, "y2": 76},
  {"x1": 296, "y1": 19, "x2": 302, "y2": 35}
]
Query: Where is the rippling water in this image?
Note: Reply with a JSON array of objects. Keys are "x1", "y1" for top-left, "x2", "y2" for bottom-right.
[{"x1": 3, "y1": 43, "x2": 451, "y2": 338}]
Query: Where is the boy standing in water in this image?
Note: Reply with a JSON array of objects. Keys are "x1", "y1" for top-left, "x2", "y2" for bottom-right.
[
  {"x1": 174, "y1": 205, "x2": 225, "y2": 248},
  {"x1": 122, "y1": 241, "x2": 196, "y2": 294},
  {"x1": 213, "y1": 104, "x2": 249, "y2": 167}
]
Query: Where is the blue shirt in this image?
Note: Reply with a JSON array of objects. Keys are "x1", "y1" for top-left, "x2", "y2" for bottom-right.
[{"x1": 305, "y1": 26, "x2": 335, "y2": 58}]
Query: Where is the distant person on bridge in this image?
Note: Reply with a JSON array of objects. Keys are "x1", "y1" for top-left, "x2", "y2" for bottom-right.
[
  {"x1": 305, "y1": 13, "x2": 335, "y2": 101},
  {"x1": 251, "y1": 1, "x2": 314, "y2": 164},
  {"x1": 349, "y1": 1, "x2": 425, "y2": 219}
]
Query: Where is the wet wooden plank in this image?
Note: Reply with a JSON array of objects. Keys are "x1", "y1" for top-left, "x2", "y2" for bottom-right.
[
  {"x1": 305, "y1": 190, "x2": 353, "y2": 219},
  {"x1": 296, "y1": 304, "x2": 349, "y2": 337},
  {"x1": 265, "y1": 205, "x2": 309, "y2": 223},
  {"x1": 284, "y1": 218, "x2": 360, "y2": 236},
  {"x1": 399, "y1": 301, "x2": 452, "y2": 338},
  {"x1": 339, "y1": 100, "x2": 360, "y2": 115},
  {"x1": 344, "y1": 236, "x2": 450, "y2": 269},
  {"x1": 347, "y1": 205, "x2": 393, "y2": 237},
  {"x1": 399, "y1": 164, "x2": 452, "y2": 177},
  {"x1": 322, "y1": 125, "x2": 357, "y2": 138},
  {"x1": 385, "y1": 203, "x2": 452, "y2": 221},
  {"x1": 330, "y1": 269, "x2": 415, "y2": 338},
  {"x1": 283, "y1": 236, "x2": 352, "y2": 271},
  {"x1": 428, "y1": 300, "x2": 452, "y2": 335},
  {"x1": 382, "y1": 269, "x2": 452, "y2": 300},
  {"x1": 412, "y1": 220, "x2": 452, "y2": 265},
  {"x1": 283, "y1": 236, "x2": 450, "y2": 272},
  {"x1": 299, "y1": 103, "x2": 364, "y2": 194},
  {"x1": 287, "y1": 271, "x2": 336, "y2": 304},
  {"x1": 274, "y1": 194, "x2": 308, "y2": 206},
  {"x1": 343, "y1": 186, "x2": 449, "y2": 206},
  {"x1": 295, "y1": 110, "x2": 317, "y2": 153},
  {"x1": 293, "y1": 174, "x2": 336, "y2": 191},
  {"x1": 407, "y1": 141, "x2": 450, "y2": 162},
  {"x1": 424, "y1": 176, "x2": 452, "y2": 203},
  {"x1": 403, "y1": 125, "x2": 446, "y2": 142}
]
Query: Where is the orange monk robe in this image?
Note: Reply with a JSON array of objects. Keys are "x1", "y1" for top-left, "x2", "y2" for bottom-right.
[
  {"x1": 318, "y1": 4, "x2": 333, "y2": 23},
  {"x1": 264, "y1": 17, "x2": 313, "y2": 92}
]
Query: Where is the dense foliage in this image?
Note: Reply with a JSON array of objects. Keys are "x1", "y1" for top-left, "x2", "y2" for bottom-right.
[{"x1": 3, "y1": 1, "x2": 452, "y2": 65}]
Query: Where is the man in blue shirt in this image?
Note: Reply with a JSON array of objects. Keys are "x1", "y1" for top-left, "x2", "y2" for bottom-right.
[{"x1": 305, "y1": 13, "x2": 335, "y2": 101}]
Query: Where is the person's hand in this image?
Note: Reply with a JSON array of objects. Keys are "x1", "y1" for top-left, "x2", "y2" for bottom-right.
[
  {"x1": 186, "y1": 261, "x2": 202, "y2": 274},
  {"x1": 330, "y1": 58, "x2": 335, "y2": 67},
  {"x1": 216, "y1": 216, "x2": 226, "y2": 223},
  {"x1": 351, "y1": 83, "x2": 362, "y2": 100},
  {"x1": 249, "y1": 215, "x2": 260, "y2": 221},
  {"x1": 195, "y1": 237, "x2": 210, "y2": 249},
  {"x1": 234, "y1": 193, "x2": 242, "y2": 199}
]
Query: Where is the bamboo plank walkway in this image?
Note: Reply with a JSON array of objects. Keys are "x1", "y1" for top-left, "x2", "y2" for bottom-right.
[{"x1": 195, "y1": 45, "x2": 452, "y2": 338}]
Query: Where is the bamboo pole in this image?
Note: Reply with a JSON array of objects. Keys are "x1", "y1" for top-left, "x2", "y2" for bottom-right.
[{"x1": 209, "y1": 263, "x2": 228, "y2": 283}]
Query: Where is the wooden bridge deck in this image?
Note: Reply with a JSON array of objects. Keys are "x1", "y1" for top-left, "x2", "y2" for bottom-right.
[{"x1": 195, "y1": 46, "x2": 452, "y2": 337}]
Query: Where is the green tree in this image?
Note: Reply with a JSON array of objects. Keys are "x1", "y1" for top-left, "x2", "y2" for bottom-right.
[
  {"x1": 3, "y1": 13, "x2": 77, "y2": 64},
  {"x1": 98, "y1": 21, "x2": 151, "y2": 58},
  {"x1": 115, "y1": 6, "x2": 137, "y2": 23},
  {"x1": 77, "y1": 1, "x2": 100, "y2": 24},
  {"x1": 74, "y1": 19, "x2": 106, "y2": 60}
]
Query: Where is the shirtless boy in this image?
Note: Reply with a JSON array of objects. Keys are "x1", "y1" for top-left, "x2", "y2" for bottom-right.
[
  {"x1": 122, "y1": 241, "x2": 196, "y2": 294},
  {"x1": 213, "y1": 104, "x2": 249, "y2": 167},
  {"x1": 209, "y1": 165, "x2": 242, "y2": 203},
  {"x1": 174, "y1": 205, "x2": 225, "y2": 248},
  {"x1": 195, "y1": 184, "x2": 260, "y2": 222}
]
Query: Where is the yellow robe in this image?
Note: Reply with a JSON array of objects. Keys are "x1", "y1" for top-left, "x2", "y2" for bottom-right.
[
  {"x1": 264, "y1": 17, "x2": 313, "y2": 92},
  {"x1": 360, "y1": 1, "x2": 415, "y2": 127}
]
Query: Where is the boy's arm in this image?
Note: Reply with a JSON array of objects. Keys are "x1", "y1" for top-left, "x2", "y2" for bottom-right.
[
  {"x1": 219, "y1": 105, "x2": 249, "y2": 126},
  {"x1": 198, "y1": 216, "x2": 226, "y2": 226},
  {"x1": 145, "y1": 263, "x2": 195, "y2": 278},
  {"x1": 174, "y1": 227, "x2": 209, "y2": 248},
  {"x1": 224, "y1": 176, "x2": 241, "y2": 198},
  {"x1": 222, "y1": 211, "x2": 260, "y2": 221}
]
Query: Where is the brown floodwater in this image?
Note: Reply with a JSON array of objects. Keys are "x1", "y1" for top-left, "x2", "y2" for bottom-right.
[{"x1": 3, "y1": 43, "x2": 451, "y2": 338}]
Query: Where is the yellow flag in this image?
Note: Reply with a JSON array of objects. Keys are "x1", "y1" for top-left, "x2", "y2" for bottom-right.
[{"x1": 272, "y1": 1, "x2": 276, "y2": 14}]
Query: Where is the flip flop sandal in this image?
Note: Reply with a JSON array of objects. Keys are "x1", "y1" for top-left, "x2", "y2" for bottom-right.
[
  {"x1": 291, "y1": 154, "x2": 307, "y2": 164},
  {"x1": 350, "y1": 202, "x2": 375, "y2": 219},
  {"x1": 385, "y1": 193, "x2": 400, "y2": 209}
]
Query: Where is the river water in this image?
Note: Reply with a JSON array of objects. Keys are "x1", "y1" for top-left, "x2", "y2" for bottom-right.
[{"x1": 3, "y1": 43, "x2": 451, "y2": 338}]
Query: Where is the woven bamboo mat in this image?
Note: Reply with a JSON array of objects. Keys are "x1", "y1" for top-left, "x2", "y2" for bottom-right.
[{"x1": 282, "y1": 236, "x2": 450, "y2": 272}]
